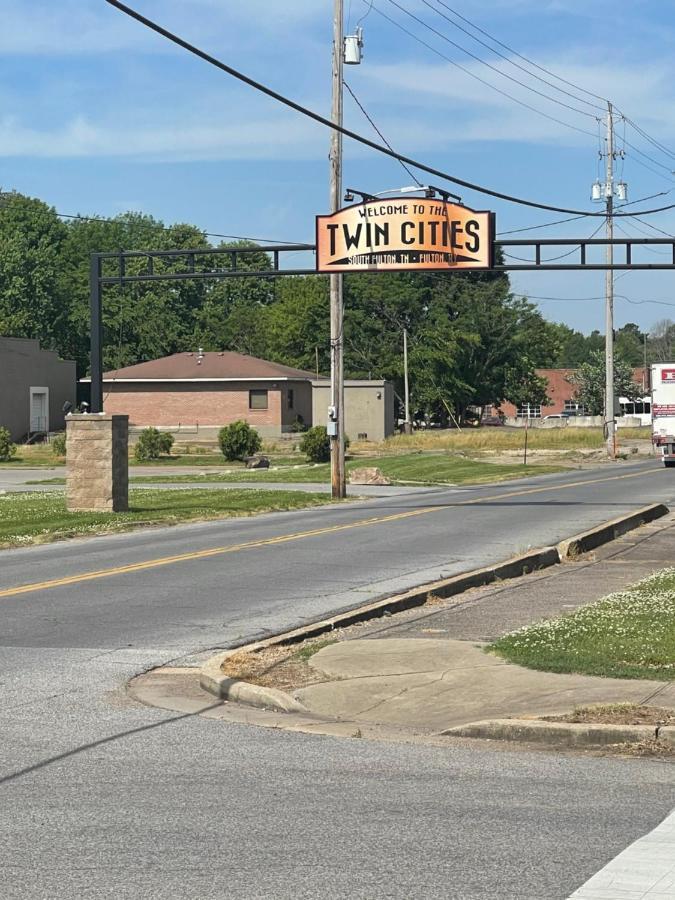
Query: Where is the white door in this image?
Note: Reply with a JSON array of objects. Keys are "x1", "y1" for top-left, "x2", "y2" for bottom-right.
[{"x1": 30, "y1": 388, "x2": 49, "y2": 433}]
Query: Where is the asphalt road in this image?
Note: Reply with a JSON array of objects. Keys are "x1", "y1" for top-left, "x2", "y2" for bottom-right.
[{"x1": 2, "y1": 459, "x2": 675, "y2": 898}]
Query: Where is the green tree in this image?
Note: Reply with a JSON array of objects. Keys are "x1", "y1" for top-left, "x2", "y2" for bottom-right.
[
  {"x1": 0, "y1": 192, "x2": 69, "y2": 350},
  {"x1": 264, "y1": 276, "x2": 330, "y2": 373},
  {"x1": 615, "y1": 323, "x2": 646, "y2": 368},
  {"x1": 569, "y1": 350, "x2": 642, "y2": 415},
  {"x1": 193, "y1": 241, "x2": 275, "y2": 353},
  {"x1": 60, "y1": 213, "x2": 212, "y2": 374}
]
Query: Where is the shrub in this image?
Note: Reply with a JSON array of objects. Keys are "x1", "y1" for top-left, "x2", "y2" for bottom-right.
[
  {"x1": 134, "y1": 427, "x2": 175, "y2": 461},
  {"x1": 158, "y1": 432, "x2": 175, "y2": 455},
  {"x1": 300, "y1": 426, "x2": 331, "y2": 463},
  {"x1": 218, "y1": 421, "x2": 262, "y2": 461},
  {"x1": 0, "y1": 426, "x2": 16, "y2": 462},
  {"x1": 51, "y1": 433, "x2": 67, "y2": 457},
  {"x1": 289, "y1": 415, "x2": 308, "y2": 433}
]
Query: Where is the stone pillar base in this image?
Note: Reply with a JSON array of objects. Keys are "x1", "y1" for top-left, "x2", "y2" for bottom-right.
[{"x1": 66, "y1": 414, "x2": 129, "y2": 512}]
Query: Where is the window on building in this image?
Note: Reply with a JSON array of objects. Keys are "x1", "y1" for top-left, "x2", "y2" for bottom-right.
[
  {"x1": 288, "y1": 389, "x2": 294, "y2": 410},
  {"x1": 249, "y1": 389, "x2": 268, "y2": 410},
  {"x1": 564, "y1": 400, "x2": 585, "y2": 415},
  {"x1": 517, "y1": 403, "x2": 541, "y2": 418}
]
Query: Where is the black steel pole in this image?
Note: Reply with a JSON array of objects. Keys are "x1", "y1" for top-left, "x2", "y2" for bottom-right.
[{"x1": 90, "y1": 253, "x2": 103, "y2": 413}]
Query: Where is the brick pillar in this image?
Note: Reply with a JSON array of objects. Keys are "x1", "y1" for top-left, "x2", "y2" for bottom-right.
[{"x1": 66, "y1": 414, "x2": 129, "y2": 512}]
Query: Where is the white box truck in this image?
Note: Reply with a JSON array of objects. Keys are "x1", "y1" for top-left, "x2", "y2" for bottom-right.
[{"x1": 651, "y1": 363, "x2": 675, "y2": 467}]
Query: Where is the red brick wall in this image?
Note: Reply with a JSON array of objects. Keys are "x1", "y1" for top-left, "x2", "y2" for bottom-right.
[
  {"x1": 499, "y1": 369, "x2": 577, "y2": 417},
  {"x1": 103, "y1": 382, "x2": 282, "y2": 429},
  {"x1": 499, "y1": 367, "x2": 649, "y2": 417}
]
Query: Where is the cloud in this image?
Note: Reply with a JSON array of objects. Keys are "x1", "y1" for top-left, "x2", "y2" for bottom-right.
[
  {"x1": 0, "y1": 113, "x2": 326, "y2": 161},
  {"x1": 0, "y1": 0, "x2": 327, "y2": 55},
  {"x1": 358, "y1": 55, "x2": 675, "y2": 144}
]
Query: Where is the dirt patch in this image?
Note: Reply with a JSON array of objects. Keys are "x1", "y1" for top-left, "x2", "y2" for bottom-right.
[
  {"x1": 545, "y1": 703, "x2": 675, "y2": 726},
  {"x1": 220, "y1": 638, "x2": 340, "y2": 692}
]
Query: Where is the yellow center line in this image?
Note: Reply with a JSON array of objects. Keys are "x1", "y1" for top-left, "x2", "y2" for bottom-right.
[{"x1": 0, "y1": 466, "x2": 663, "y2": 599}]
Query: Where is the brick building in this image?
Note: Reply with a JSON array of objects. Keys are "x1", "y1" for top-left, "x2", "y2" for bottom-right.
[
  {"x1": 91, "y1": 350, "x2": 395, "y2": 441},
  {"x1": 497, "y1": 367, "x2": 648, "y2": 420},
  {"x1": 96, "y1": 351, "x2": 314, "y2": 439}
]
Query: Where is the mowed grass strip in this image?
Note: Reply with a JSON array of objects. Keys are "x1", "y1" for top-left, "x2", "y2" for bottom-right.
[
  {"x1": 489, "y1": 567, "x2": 675, "y2": 680},
  {"x1": 0, "y1": 488, "x2": 333, "y2": 548},
  {"x1": 122, "y1": 454, "x2": 563, "y2": 486}
]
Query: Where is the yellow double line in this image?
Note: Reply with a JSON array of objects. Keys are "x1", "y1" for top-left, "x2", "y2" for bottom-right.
[{"x1": 0, "y1": 467, "x2": 661, "y2": 599}]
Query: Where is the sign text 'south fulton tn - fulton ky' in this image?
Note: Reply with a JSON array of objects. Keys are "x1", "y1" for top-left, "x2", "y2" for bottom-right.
[{"x1": 316, "y1": 198, "x2": 494, "y2": 272}]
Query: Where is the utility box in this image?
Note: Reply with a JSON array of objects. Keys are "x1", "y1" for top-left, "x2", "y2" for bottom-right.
[
  {"x1": 66, "y1": 414, "x2": 129, "y2": 511},
  {"x1": 312, "y1": 380, "x2": 394, "y2": 442}
]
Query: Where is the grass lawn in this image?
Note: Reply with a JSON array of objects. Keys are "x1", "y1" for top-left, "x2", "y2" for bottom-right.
[
  {"x1": 489, "y1": 568, "x2": 675, "y2": 680},
  {"x1": 113, "y1": 454, "x2": 563, "y2": 486},
  {"x1": 0, "y1": 488, "x2": 333, "y2": 548},
  {"x1": 0, "y1": 447, "x2": 304, "y2": 469}
]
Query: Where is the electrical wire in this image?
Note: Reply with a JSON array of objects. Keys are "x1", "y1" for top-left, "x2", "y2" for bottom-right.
[
  {"x1": 621, "y1": 115, "x2": 675, "y2": 164},
  {"x1": 614, "y1": 220, "x2": 671, "y2": 253},
  {"x1": 378, "y1": 0, "x2": 675, "y2": 186},
  {"x1": 629, "y1": 216, "x2": 675, "y2": 239},
  {"x1": 522, "y1": 292, "x2": 675, "y2": 308},
  {"x1": 0, "y1": 196, "x2": 310, "y2": 246},
  {"x1": 343, "y1": 80, "x2": 422, "y2": 186},
  {"x1": 496, "y1": 192, "x2": 671, "y2": 236},
  {"x1": 415, "y1": 0, "x2": 605, "y2": 114},
  {"x1": 498, "y1": 214, "x2": 591, "y2": 236},
  {"x1": 372, "y1": 2, "x2": 598, "y2": 138},
  {"x1": 103, "y1": 0, "x2": 675, "y2": 219},
  {"x1": 503, "y1": 221, "x2": 605, "y2": 262},
  {"x1": 415, "y1": 0, "x2": 608, "y2": 105},
  {"x1": 622, "y1": 134, "x2": 675, "y2": 175}
]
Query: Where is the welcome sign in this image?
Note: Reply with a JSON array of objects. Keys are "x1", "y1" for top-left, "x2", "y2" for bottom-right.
[{"x1": 316, "y1": 197, "x2": 494, "y2": 273}]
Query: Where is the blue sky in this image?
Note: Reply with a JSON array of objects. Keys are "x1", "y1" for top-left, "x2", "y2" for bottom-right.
[{"x1": 2, "y1": 0, "x2": 675, "y2": 334}]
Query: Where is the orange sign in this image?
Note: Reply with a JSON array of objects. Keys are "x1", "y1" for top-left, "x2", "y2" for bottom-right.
[{"x1": 316, "y1": 197, "x2": 494, "y2": 272}]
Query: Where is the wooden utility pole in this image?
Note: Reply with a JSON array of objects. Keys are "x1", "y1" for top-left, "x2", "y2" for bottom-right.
[
  {"x1": 329, "y1": 0, "x2": 346, "y2": 498},
  {"x1": 605, "y1": 101, "x2": 616, "y2": 459},
  {"x1": 403, "y1": 328, "x2": 412, "y2": 434}
]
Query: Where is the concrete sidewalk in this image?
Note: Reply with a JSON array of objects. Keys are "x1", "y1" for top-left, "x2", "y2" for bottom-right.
[{"x1": 289, "y1": 515, "x2": 675, "y2": 732}]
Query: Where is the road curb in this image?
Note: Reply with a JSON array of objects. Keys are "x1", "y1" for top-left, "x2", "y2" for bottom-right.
[
  {"x1": 441, "y1": 718, "x2": 675, "y2": 748},
  {"x1": 199, "y1": 504, "x2": 670, "y2": 714},
  {"x1": 200, "y1": 654, "x2": 309, "y2": 714},
  {"x1": 557, "y1": 503, "x2": 668, "y2": 558}
]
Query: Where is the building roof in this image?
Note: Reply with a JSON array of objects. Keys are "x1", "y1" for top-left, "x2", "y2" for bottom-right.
[{"x1": 99, "y1": 351, "x2": 316, "y2": 382}]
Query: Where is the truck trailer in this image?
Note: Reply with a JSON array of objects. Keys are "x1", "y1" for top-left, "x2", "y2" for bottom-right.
[{"x1": 651, "y1": 362, "x2": 675, "y2": 467}]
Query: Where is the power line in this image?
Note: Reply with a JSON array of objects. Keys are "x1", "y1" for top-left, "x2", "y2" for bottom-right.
[
  {"x1": 498, "y1": 214, "x2": 591, "y2": 236},
  {"x1": 0, "y1": 196, "x2": 310, "y2": 246},
  {"x1": 378, "y1": 0, "x2": 675, "y2": 183},
  {"x1": 613, "y1": 220, "x2": 670, "y2": 254},
  {"x1": 622, "y1": 134, "x2": 675, "y2": 175},
  {"x1": 523, "y1": 292, "x2": 675, "y2": 309},
  {"x1": 415, "y1": 0, "x2": 605, "y2": 113},
  {"x1": 503, "y1": 221, "x2": 605, "y2": 262},
  {"x1": 343, "y1": 80, "x2": 422, "y2": 186},
  {"x1": 372, "y1": 2, "x2": 598, "y2": 138},
  {"x1": 103, "y1": 0, "x2": 675, "y2": 219},
  {"x1": 629, "y1": 216, "x2": 675, "y2": 239},
  {"x1": 417, "y1": 0, "x2": 607, "y2": 105},
  {"x1": 496, "y1": 192, "x2": 671, "y2": 236},
  {"x1": 621, "y1": 115, "x2": 675, "y2": 164}
]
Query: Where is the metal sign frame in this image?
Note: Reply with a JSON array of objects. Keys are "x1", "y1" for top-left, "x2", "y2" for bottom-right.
[{"x1": 88, "y1": 236, "x2": 675, "y2": 412}]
